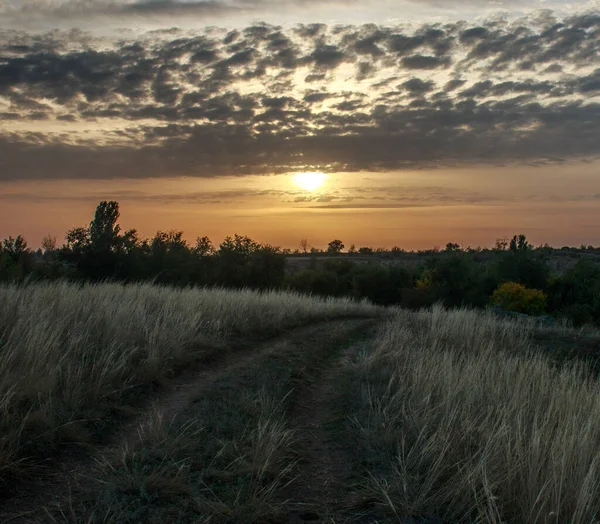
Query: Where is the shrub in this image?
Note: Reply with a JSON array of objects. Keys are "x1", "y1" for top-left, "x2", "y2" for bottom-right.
[
  {"x1": 546, "y1": 259, "x2": 600, "y2": 326},
  {"x1": 491, "y1": 281, "x2": 547, "y2": 315},
  {"x1": 418, "y1": 254, "x2": 488, "y2": 308}
]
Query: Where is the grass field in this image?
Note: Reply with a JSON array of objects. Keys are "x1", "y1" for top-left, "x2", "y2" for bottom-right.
[{"x1": 1, "y1": 283, "x2": 600, "y2": 523}]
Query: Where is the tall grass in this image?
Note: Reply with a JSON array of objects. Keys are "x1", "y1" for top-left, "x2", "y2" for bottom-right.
[
  {"x1": 348, "y1": 305, "x2": 600, "y2": 523},
  {"x1": 0, "y1": 281, "x2": 381, "y2": 487}
]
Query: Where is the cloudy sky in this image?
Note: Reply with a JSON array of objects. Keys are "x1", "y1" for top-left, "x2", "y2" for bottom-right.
[{"x1": 1, "y1": 0, "x2": 599, "y2": 249}]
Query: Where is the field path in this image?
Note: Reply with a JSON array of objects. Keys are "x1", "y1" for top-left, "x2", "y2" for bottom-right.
[
  {"x1": 0, "y1": 319, "x2": 374, "y2": 523},
  {"x1": 284, "y1": 329, "x2": 375, "y2": 523}
]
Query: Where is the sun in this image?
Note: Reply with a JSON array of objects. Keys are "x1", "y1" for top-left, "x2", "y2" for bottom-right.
[{"x1": 293, "y1": 172, "x2": 328, "y2": 191}]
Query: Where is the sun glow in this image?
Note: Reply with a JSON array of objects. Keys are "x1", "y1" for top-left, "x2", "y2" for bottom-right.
[{"x1": 293, "y1": 172, "x2": 328, "y2": 191}]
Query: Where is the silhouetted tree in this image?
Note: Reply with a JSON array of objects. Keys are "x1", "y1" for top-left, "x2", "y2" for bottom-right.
[
  {"x1": 90, "y1": 201, "x2": 121, "y2": 252},
  {"x1": 509, "y1": 234, "x2": 530, "y2": 253},
  {"x1": 2, "y1": 235, "x2": 28, "y2": 257},
  {"x1": 121, "y1": 229, "x2": 140, "y2": 253},
  {"x1": 194, "y1": 236, "x2": 214, "y2": 256},
  {"x1": 494, "y1": 237, "x2": 509, "y2": 251},
  {"x1": 65, "y1": 227, "x2": 90, "y2": 251},
  {"x1": 0, "y1": 235, "x2": 33, "y2": 281},
  {"x1": 327, "y1": 239, "x2": 344, "y2": 253},
  {"x1": 445, "y1": 242, "x2": 461, "y2": 252},
  {"x1": 41, "y1": 235, "x2": 57, "y2": 253},
  {"x1": 496, "y1": 234, "x2": 548, "y2": 290}
]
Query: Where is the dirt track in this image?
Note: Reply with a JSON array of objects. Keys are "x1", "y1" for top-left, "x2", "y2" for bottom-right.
[{"x1": 0, "y1": 319, "x2": 377, "y2": 523}]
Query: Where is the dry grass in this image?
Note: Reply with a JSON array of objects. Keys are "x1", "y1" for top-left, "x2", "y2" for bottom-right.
[
  {"x1": 46, "y1": 319, "x2": 369, "y2": 523},
  {"x1": 347, "y1": 305, "x2": 600, "y2": 523},
  {"x1": 6, "y1": 280, "x2": 600, "y2": 523},
  {"x1": 78, "y1": 396, "x2": 296, "y2": 523},
  {"x1": 0, "y1": 281, "x2": 381, "y2": 487}
]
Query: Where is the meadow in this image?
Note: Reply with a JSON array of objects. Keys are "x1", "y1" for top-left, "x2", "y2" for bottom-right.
[{"x1": 1, "y1": 282, "x2": 600, "y2": 522}]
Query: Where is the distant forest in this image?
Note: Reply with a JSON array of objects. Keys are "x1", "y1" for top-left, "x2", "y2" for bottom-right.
[{"x1": 2, "y1": 201, "x2": 600, "y2": 326}]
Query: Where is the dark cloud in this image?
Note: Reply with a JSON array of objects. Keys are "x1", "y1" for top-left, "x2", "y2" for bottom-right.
[
  {"x1": 306, "y1": 44, "x2": 347, "y2": 69},
  {"x1": 444, "y1": 78, "x2": 466, "y2": 91},
  {"x1": 577, "y1": 68, "x2": 600, "y2": 93},
  {"x1": 459, "y1": 26, "x2": 489, "y2": 43},
  {"x1": 1, "y1": 13, "x2": 599, "y2": 180},
  {"x1": 401, "y1": 54, "x2": 451, "y2": 69},
  {"x1": 353, "y1": 35, "x2": 386, "y2": 57},
  {"x1": 401, "y1": 78, "x2": 435, "y2": 94},
  {"x1": 303, "y1": 92, "x2": 331, "y2": 103}
]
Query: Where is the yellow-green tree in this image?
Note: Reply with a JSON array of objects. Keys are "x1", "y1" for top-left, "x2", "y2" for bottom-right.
[{"x1": 491, "y1": 282, "x2": 547, "y2": 315}]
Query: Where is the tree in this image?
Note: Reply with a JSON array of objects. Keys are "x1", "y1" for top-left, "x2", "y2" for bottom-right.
[
  {"x1": 509, "y1": 234, "x2": 530, "y2": 253},
  {"x1": 194, "y1": 236, "x2": 215, "y2": 256},
  {"x1": 420, "y1": 253, "x2": 488, "y2": 308},
  {"x1": 121, "y1": 229, "x2": 140, "y2": 252},
  {"x1": 445, "y1": 242, "x2": 461, "y2": 252},
  {"x1": 546, "y1": 259, "x2": 600, "y2": 326},
  {"x1": 494, "y1": 237, "x2": 509, "y2": 251},
  {"x1": 496, "y1": 234, "x2": 548, "y2": 290},
  {"x1": 89, "y1": 201, "x2": 122, "y2": 252},
  {"x1": 220, "y1": 234, "x2": 260, "y2": 256},
  {"x1": 65, "y1": 226, "x2": 90, "y2": 251},
  {"x1": 0, "y1": 235, "x2": 33, "y2": 281},
  {"x1": 41, "y1": 235, "x2": 57, "y2": 252},
  {"x1": 348, "y1": 244, "x2": 356, "y2": 254},
  {"x1": 358, "y1": 246, "x2": 373, "y2": 255},
  {"x1": 152, "y1": 230, "x2": 188, "y2": 252},
  {"x1": 300, "y1": 239, "x2": 310, "y2": 254},
  {"x1": 492, "y1": 282, "x2": 547, "y2": 315},
  {"x1": 327, "y1": 239, "x2": 345, "y2": 253},
  {"x1": 2, "y1": 235, "x2": 28, "y2": 256}
]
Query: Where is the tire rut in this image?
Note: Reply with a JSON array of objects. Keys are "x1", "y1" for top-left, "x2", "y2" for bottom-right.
[{"x1": 284, "y1": 322, "x2": 378, "y2": 524}]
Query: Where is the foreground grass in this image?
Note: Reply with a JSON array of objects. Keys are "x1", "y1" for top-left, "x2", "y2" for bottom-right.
[
  {"x1": 0, "y1": 282, "x2": 381, "y2": 489},
  {"x1": 48, "y1": 321, "x2": 371, "y2": 523},
  {"x1": 343, "y1": 305, "x2": 600, "y2": 523}
]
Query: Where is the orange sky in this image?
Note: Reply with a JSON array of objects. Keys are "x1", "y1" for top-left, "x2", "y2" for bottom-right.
[
  {"x1": 2, "y1": 161, "x2": 599, "y2": 250},
  {"x1": 2, "y1": 7, "x2": 599, "y2": 250}
]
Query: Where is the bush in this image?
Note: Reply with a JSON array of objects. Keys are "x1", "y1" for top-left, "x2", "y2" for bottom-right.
[
  {"x1": 547, "y1": 259, "x2": 600, "y2": 326},
  {"x1": 495, "y1": 249, "x2": 549, "y2": 290},
  {"x1": 491, "y1": 282, "x2": 547, "y2": 315},
  {"x1": 419, "y1": 253, "x2": 488, "y2": 308}
]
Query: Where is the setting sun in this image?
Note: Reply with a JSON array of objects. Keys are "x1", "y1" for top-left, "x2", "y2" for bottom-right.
[{"x1": 293, "y1": 172, "x2": 328, "y2": 191}]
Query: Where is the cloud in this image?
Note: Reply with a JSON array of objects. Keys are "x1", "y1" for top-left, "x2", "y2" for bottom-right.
[
  {"x1": 401, "y1": 77, "x2": 436, "y2": 94},
  {"x1": 0, "y1": 187, "x2": 303, "y2": 205},
  {"x1": 401, "y1": 54, "x2": 452, "y2": 69},
  {"x1": 1, "y1": 13, "x2": 599, "y2": 180},
  {"x1": 0, "y1": 0, "x2": 371, "y2": 26}
]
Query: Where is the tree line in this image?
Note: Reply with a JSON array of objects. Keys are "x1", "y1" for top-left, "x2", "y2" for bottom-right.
[{"x1": 1, "y1": 201, "x2": 599, "y2": 327}]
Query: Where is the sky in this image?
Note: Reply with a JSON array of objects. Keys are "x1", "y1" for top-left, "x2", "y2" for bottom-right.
[{"x1": 1, "y1": 0, "x2": 599, "y2": 250}]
